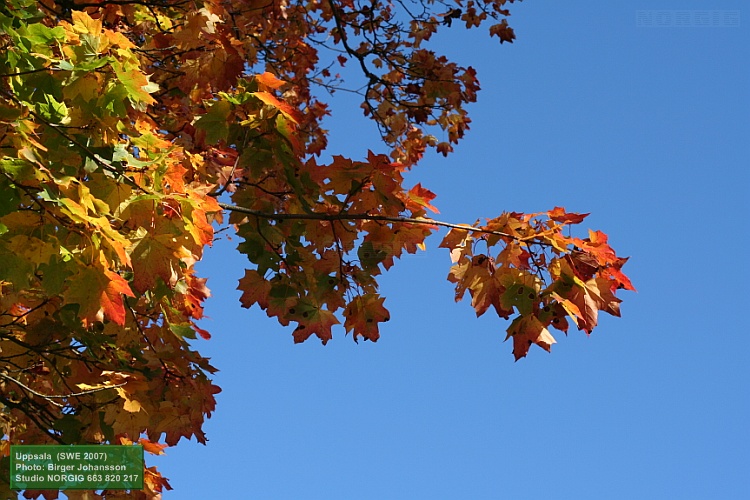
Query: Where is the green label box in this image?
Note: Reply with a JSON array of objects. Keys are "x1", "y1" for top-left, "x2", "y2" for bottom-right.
[{"x1": 10, "y1": 445, "x2": 144, "y2": 490}]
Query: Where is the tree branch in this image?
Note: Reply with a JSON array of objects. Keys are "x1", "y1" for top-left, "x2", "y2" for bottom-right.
[
  {"x1": 216, "y1": 201, "x2": 553, "y2": 246},
  {"x1": 0, "y1": 394, "x2": 65, "y2": 444},
  {"x1": 0, "y1": 372, "x2": 126, "y2": 410},
  {"x1": 0, "y1": 66, "x2": 55, "y2": 77}
]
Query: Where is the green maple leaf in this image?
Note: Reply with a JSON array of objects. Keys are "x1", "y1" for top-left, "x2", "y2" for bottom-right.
[
  {"x1": 357, "y1": 241, "x2": 387, "y2": 271},
  {"x1": 194, "y1": 100, "x2": 232, "y2": 144},
  {"x1": 112, "y1": 61, "x2": 158, "y2": 110},
  {"x1": 500, "y1": 282, "x2": 537, "y2": 316}
]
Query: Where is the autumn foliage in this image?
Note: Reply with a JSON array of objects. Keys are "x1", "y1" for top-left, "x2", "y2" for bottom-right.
[{"x1": 0, "y1": 0, "x2": 632, "y2": 497}]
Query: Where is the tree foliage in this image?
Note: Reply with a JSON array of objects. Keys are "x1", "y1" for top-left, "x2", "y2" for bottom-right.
[{"x1": 0, "y1": 0, "x2": 633, "y2": 497}]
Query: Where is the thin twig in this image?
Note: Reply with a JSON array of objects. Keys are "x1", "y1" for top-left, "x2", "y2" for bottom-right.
[
  {"x1": 0, "y1": 372, "x2": 126, "y2": 405},
  {"x1": 0, "y1": 66, "x2": 54, "y2": 77}
]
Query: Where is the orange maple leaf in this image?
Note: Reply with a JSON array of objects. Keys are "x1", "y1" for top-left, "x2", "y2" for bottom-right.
[
  {"x1": 238, "y1": 269, "x2": 272, "y2": 310},
  {"x1": 138, "y1": 438, "x2": 168, "y2": 455},
  {"x1": 144, "y1": 465, "x2": 173, "y2": 493},
  {"x1": 343, "y1": 294, "x2": 390, "y2": 342},
  {"x1": 253, "y1": 91, "x2": 303, "y2": 124},
  {"x1": 256, "y1": 71, "x2": 286, "y2": 90},
  {"x1": 98, "y1": 269, "x2": 135, "y2": 326},
  {"x1": 180, "y1": 271, "x2": 210, "y2": 320},
  {"x1": 405, "y1": 183, "x2": 439, "y2": 213},
  {"x1": 64, "y1": 264, "x2": 135, "y2": 326},
  {"x1": 548, "y1": 206, "x2": 589, "y2": 224},
  {"x1": 603, "y1": 262, "x2": 636, "y2": 292},
  {"x1": 129, "y1": 232, "x2": 182, "y2": 293},
  {"x1": 506, "y1": 315, "x2": 556, "y2": 361}
]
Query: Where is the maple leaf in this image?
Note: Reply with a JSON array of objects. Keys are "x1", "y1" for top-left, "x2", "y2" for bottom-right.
[
  {"x1": 152, "y1": 401, "x2": 199, "y2": 446},
  {"x1": 405, "y1": 183, "x2": 439, "y2": 213},
  {"x1": 589, "y1": 277, "x2": 623, "y2": 318},
  {"x1": 506, "y1": 315, "x2": 556, "y2": 361},
  {"x1": 548, "y1": 206, "x2": 589, "y2": 224},
  {"x1": 64, "y1": 262, "x2": 135, "y2": 326},
  {"x1": 237, "y1": 269, "x2": 272, "y2": 310},
  {"x1": 570, "y1": 229, "x2": 618, "y2": 266},
  {"x1": 139, "y1": 438, "x2": 168, "y2": 456},
  {"x1": 144, "y1": 466, "x2": 173, "y2": 494},
  {"x1": 538, "y1": 300, "x2": 572, "y2": 334},
  {"x1": 343, "y1": 294, "x2": 390, "y2": 342},
  {"x1": 439, "y1": 227, "x2": 472, "y2": 263},
  {"x1": 178, "y1": 271, "x2": 211, "y2": 320},
  {"x1": 292, "y1": 308, "x2": 340, "y2": 345},
  {"x1": 105, "y1": 402, "x2": 151, "y2": 441},
  {"x1": 500, "y1": 282, "x2": 538, "y2": 316},
  {"x1": 162, "y1": 162, "x2": 188, "y2": 193},
  {"x1": 256, "y1": 71, "x2": 286, "y2": 90},
  {"x1": 447, "y1": 254, "x2": 516, "y2": 319},
  {"x1": 566, "y1": 285, "x2": 600, "y2": 333},
  {"x1": 129, "y1": 230, "x2": 184, "y2": 293},
  {"x1": 498, "y1": 269, "x2": 541, "y2": 316},
  {"x1": 73, "y1": 10, "x2": 104, "y2": 34},
  {"x1": 603, "y1": 261, "x2": 636, "y2": 292},
  {"x1": 185, "y1": 205, "x2": 215, "y2": 247},
  {"x1": 470, "y1": 271, "x2": 508, "y2": 318},
  {"x1": 489, "y1": 20, "x2": 516, "y2": 43},
  {"x1": 253, "y1": 91, "x2": 303, "y2": 124},
  {"x1": 194, "y1": 100, "x2": 233, "y2": 144},
  {"x1": 549, "y1": 292, "x2": 584, "y2": 328},
  {"x1": 116, "y1": 387, "x2": 143, "y2": 413},
  {"x1": 567, "y1": 251, "x2": 600, "y2": 281},
  {"x1": 112, "y1": 61, "x2": 158, "y2": 110}
]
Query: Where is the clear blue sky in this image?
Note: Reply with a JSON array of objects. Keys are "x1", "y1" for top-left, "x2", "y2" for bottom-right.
[{"x1": 148, "y1": 2, "x2": 748, "y2": 499}]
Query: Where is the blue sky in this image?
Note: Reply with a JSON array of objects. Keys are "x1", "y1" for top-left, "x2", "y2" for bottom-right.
[{"x1": 148, "y1": 2, "x2": 748, "y2": 498}]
